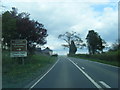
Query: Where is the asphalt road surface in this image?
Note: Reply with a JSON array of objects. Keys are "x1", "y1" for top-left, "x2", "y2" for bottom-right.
[{"x1": 30, "y1": 56, "x2": 119, "y2": 89}]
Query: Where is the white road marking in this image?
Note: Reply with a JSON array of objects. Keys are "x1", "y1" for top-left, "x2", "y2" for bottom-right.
[
  {"x1": 67, "y1": 58, "x2": 103, "y2": 89},
  {"x1": 81, "y1": 67, "x2": 85, "y2": 70},
  {"x1": 29, "y1": 59, "x2": 59, "y2": 89},
  {"x1": 99, "y1": 81, "x2": 111, "y2": 88}
]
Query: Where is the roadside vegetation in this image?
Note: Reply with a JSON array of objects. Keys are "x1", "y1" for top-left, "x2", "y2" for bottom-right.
[
  {"x1": 2, "y1": 50, "x2": 57, "y2": 88},
  {"x1": 69, "y1": 49, "x2": 119, "y2": 67},
  {"x1": 2, "y1": 7, "x2": 57, "y2": 88},
  {"x1": 65, "y1": 30, "x2": 119, "y2": 67},
  {"x1": 2, "y1": 7, "x2": 48, "y2": 55}
]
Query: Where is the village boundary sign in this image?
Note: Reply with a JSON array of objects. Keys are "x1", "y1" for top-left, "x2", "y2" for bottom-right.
[{"x1": 10, "y1": 39, "x2": 27, "y2": 57}]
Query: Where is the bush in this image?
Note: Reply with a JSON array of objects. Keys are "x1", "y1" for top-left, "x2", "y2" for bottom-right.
[
  {"x1": 70, "y1": 50, "x2": 119, "y2": 62},
  {"x1": 69, "y1": 50, "x2": 119, "y2": 67},
  {"x1": 51, "y1": 54, "x2": 58, "y2": 57},
  {"x1": 2, "y1": 50, "x2": 57, "y2": 88}
]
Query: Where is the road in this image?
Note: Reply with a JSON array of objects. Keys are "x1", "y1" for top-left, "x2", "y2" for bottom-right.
[{"x1": 30, "y1": 56, "x2": 119, "y2": 89}]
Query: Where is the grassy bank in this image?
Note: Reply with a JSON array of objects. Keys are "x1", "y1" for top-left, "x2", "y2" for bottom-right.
[
  {"x1": 2, "y1": 50, "x2": 57, "y2": 88},
  {"x1": 69, "y1": 50, "x2": 119, "y2": 67}
]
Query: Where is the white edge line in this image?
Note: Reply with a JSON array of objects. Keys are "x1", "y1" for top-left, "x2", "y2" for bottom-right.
[
  {"x1": 67, "y1": 58, "x2": 103, "y2": 89},
  {"x1": 29, "y1": 59, "x2": 59, "y2": 89},
  {"x1": 99, "y1": 81, "x2": 111, "y2": 88}
]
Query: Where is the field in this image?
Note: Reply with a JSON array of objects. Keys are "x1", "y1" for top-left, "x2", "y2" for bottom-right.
[
  {"x1": 69, "y1": 50, "x2": 119, "y2": 67},
  {"x1": 2, "y1": 50, "x2": 57, "y2": 88}
]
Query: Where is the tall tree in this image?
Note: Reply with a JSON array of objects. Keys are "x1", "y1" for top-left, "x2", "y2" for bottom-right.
[
  {"x1": 2, "y1": 11, "x2": 17, "y2": 47},
  {"x1": 86, "y1": 30, "x2": 105, "y2": 54},
  {"x1": 2, "y1": 8, "x2": 48, "y2": 53},
  {"x1": 58, "y1": 31, "x2": 85, "y2": 54}
]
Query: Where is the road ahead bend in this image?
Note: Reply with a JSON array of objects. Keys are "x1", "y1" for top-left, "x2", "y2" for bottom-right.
[{"x1": 31, "y1": 56, "x2": 119, "y2": 89}]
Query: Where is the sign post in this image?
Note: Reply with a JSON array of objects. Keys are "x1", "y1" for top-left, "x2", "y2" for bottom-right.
[
  {"x1": 10, "y1": 39, "x2": 27, "y2": 57},
  {"x1": 10, "y1": 39, "x2": 27, "y2": 65}
]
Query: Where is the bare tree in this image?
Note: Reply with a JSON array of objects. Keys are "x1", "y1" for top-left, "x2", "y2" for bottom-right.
[{"x1": 58, "y1": 31, "x2": 85, "y2": 54}]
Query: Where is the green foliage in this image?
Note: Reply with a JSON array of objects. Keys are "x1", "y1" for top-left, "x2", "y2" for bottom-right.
[
  {"x1": 2, "y1": 8, "x2": 48, "y2": 53},
  {"x1": 69, "y1": 50, "x2": 119, "y2": 67},
  {"x1": 2, "y1": 11, "x2": 18, "y2": 46},
  {"x1": 86, "y1": 30, "x2": 106, "y2": 54},
  {"x1": 2, "y1": 50, "x2": 57, "y2": 88}
]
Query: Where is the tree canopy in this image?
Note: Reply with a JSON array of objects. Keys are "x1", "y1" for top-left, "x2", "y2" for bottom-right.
[
  {"x1": 2, "y1": 7, "x2": 48, "y2": 52},
  {"x1": 86, "y1": 30, "x2": 106, "y2": 54},
  {"x1": 58, "y1": 31, "x2": 85, "y2": 54},
  {"x1": 58, "y1": 31, "x2": 85, "y2": 47}
]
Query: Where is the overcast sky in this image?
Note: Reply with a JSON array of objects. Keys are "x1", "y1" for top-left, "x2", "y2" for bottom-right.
[{"x1": 2, "y1": 0, "x2": 119, "y2": 55}]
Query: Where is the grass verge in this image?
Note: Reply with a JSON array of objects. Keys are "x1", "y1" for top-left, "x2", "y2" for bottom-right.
[
  {"x1": 2, "y1": 50, "x2": 57, "y2": 88},
  {"x1": 69, "y1": 50, "x2": 119, "y2": 67},
  {"x1": 72, "y1": 56, "x2": 119, "y2": 67}
]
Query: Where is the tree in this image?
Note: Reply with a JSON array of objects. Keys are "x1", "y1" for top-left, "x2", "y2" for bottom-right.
[
  {"x1": 16, "y1": 14, "x2": 48, "y2": 53},
  {"x1": 69, "y1": 40, "x2": 77, "y2": 55},
  {"x1": 58, "y1": 31, "x2": 85, "y2": 54},
  {"x1": 86, "y1": 30, "x2": 106, "y2": 54},
  {"x1": 2, "y1": 11, "x2": 18, "y2": 48},
  {"x1": 109, "y1": 39, "x2": 120, "y2": 51},
  {"x1": 2, "y1": 8, "x2": 48, "y2": 53}
]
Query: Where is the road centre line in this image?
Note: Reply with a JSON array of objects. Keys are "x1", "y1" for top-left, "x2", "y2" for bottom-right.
[
  {"x1": 29, "y1": 59, "x2": 59, "y2": 89},
  {"x1": 99, "y1": 81, "x2": 111, "y2": 88},
  {"x1": 67, "y1": 58, "x2": 103, "y2": 89}
]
